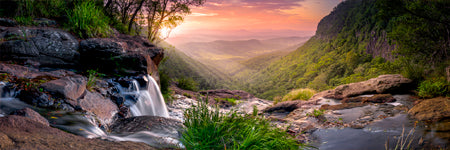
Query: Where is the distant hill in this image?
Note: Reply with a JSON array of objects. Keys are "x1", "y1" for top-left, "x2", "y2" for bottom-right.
[
  {"x1": 158, "y1": 42, "x2": 232, "y2": 90},
  {"x1": 237, "y1": 0, "x2": 450, "y2": 99},
  {"x1": 176, "y1": 36, "x2": 310, "y2": 74}
]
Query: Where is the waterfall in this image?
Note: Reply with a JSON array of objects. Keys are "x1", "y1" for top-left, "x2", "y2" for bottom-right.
[{"x1": 117, "y1": 75, "x2": 169, "y2": 118}]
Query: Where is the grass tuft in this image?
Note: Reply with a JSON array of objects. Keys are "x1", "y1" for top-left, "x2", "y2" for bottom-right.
[
  {"x1": 181, "y1": 101, "x2": 303, "y2": 150},
  {"x1": 282, "y1": 88, "x2": 316, "y2": 102},
  {"x1": 66, "y1": 1, "x2": 112, "y2": 38}
]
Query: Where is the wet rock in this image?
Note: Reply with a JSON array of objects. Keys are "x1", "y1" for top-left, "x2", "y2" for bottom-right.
[
  {"x1": 408, "y1": 97, "x2": 450, "y2": 122},
  {"x1": 33, "y1": 18, "x2": 57, "y2": 27},
  {"x1": 40, "y1": 76, "x2": 87, "y2": 101},
  {"x1": 320, "y1": 103, "x2": 367, "y2": 110},
  {"x1": 0, "y1": 115, "x2": 156, "y2": 149},
  {"x1": 110, "y1": 116, "x2": 183, "y2": 148},
  {"x1": 313, "y1": 74, "x2": 413, "y2": 100},
  {"x1": 79, "y1": 34, "x2": 164, "y2": 77},
  {"x1": 78, "y1": 91, "x2": 119, "y2": 125},
  {"x1": 17, "y1": 90, "x2": 55, "y2": 108},
  {"x1": 233, "y1": 98, "x2": 272, "y2": 115},
  {"x1": 0, "y1": 27, "x2": 79, "y2": 68},
  {"x1": 264, "y1": 100, "x2": 304, "y2": 113},
  {"x1": 341, "y1": 94, "x2": 396, "y2": 103},
  {"x1": 10, "y1": 108, "x2": 49, "y2": 126},
  {"x1": 111, "y1": 116, "x2": 183, "y2": 133},
  {"x1": 0, "y1": 132, "x2": 14, "y2": 149},
  {"x1": 0, "y1": 18, "x2": 17, "y2": 27}
]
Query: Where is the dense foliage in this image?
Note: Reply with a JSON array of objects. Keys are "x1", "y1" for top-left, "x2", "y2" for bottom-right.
[
  {"x1": 181, "y1": 101, "x2": 302, "y2": 150},
  {"x1": 66, "y1": 1, "x2": 112, "y2": 38},
  {"x1": 235, "y1": 0, "x2": 450, "y2": 99},
  {"x1": 158, "y1": 42, "x2": 232, "y2": 90}
]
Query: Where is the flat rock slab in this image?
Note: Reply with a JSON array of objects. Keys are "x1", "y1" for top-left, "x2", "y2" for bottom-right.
[
  {"x1": 10, "y1": 107, "x2": 49, "y2": 126},
  {"x1": 0, "y1": 115, "x2": 156, "y2": 150},
  {"x1": 312, "y1": 74, "x2": 412, "y2": 100},
  {"x1": 408, "y1": 97, "x2": 450, "y2": 122}
]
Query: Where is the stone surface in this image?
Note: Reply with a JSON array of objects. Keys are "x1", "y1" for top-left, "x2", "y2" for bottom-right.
[
  {"x1": 408, "y1": 97, "x2": 450, "y2": 122},
  {"x1": 312, "y1": 74, "x2": 413, "y2": 100},
  {"x1": 10, "y1": 108, "x2": 49, "y2": 126},
  {"x1": 110, "y1": 116, "x2": 183, "y2": 148},
  {"x1": 79, "y1": 34, "x2": 164, "y2": 77},
  {"x1": 78, "y1": 91, "x2": 119, "y2": 125},
  {"x1": 341, "y1": 94, "x2": 396, "y2": 103},
  {"x1": 110, "y1": 116, "x2": 183, "y2": 134},
  {"x1": 264, "y1": 100, "x2": 305, "y2": 113},
  {"x1": 40, "y1": 76, "x2": 87, "y2": 101},
  {"x1": 0, "y1": 18, "x2": 17, "y2": 27},
  {"x1": 0, "y1": 115, "x2": 155, "y2": 150},
  {"x1": 0, "y1": 27, "x2": 79, "y2": 67}
]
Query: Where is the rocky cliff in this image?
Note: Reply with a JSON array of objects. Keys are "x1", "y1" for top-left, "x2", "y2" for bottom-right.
[{"x1": 0, "y1": 18, "x2": 169, "y2": 149}]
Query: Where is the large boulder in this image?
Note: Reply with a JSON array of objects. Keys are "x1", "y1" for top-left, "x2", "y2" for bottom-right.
[
  {"x1": 408, "y1": 97, "x2": 450, "y2": 122},
  {"x1": 40, "y1": 76, "x2": 87, "y2": 101},
  {"x1": 77, "y1": 91, "x2": 119, "y2": 125},
  {"x1": 79, "y1": 34, "x2": 164, "y2": 78},
  {"x1": 312, "y1": 74, "x2": 413, "y2": 100},
  {"x1": 0, "y1": 27, "x2": 79, "y2": 67}
]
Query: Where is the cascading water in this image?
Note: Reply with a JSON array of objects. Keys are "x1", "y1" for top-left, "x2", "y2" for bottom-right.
[
  {"x1": 117, "y1": 75, "x2": 169, "y2": 117},
  {"x1": 1, "y1": 76, "x2": 178, "y2": 148}
]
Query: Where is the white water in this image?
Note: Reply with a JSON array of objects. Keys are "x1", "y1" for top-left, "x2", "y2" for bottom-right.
[{"x1": 119, "y1": 75, "x2": 169, "y2": 117}]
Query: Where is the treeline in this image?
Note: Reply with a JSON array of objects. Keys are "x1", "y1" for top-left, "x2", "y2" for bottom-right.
[
  {"x1": 158, "y1": 42, "x2": 233, "y2": 93},
  {"x1": 236, "y1": 0, "x2": 449, "y2": 99},
  {"x1": 0, "y1": 0, "x2": 204, "y2": 41}
]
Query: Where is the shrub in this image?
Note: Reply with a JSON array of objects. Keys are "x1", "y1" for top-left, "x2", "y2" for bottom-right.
[
  {"x1": 86, "y1": 69, "x2": 104, "y2": 91},
  {"x1": 177, "y1": 77, "x2": 199, "y2": 91},
  {"x1": 66, "y1": 1, "x2": 112, "y2": 38},
  {"x1": 307, "y1": 109, "x2": 325, "y2": 118},
  {"x1": 282, "y1": 88, "x2": 316, "y2": 102},
  {"x1": 181, "y1": 101, "x2": 302, "y2": 150},
  {"x1": 417, "y1": 78, "x2": 449, "y2": 98}
]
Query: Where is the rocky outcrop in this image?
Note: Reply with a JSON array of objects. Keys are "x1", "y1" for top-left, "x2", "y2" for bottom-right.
[
  {"x1": 79, "y1": 34, "x2": 164, "y2": 78},
  {"x1": 0, "y1": 27, "x2": 79, "y2": 67},
  {"x1": 10, "y1": 108, "x2": 49, "y2": 126},
  {"x1": 0, "y1": 18, "x2": 17, "y2": 27},
  {"x1": 408, "y1": 97, "x2": 450, "y2": 122},
  {"x1": 312, "y1": 74, "x2": 413, "y2": 100},
  {"x1": 0, "y1": 115, "x2": 156, "y2": 150},
  {"x1": 341, "y1": 94, "x2": 396, "y2": 103},
  {"x1": 78, "y1": 91, "x2": 119, "y2": 125},
  {"x1": 40, "y1": 76, "x2": 87, "y2": 101}
]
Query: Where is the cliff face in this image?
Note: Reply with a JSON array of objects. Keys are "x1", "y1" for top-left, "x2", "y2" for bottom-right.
[
  {"x1": 0, "y1": 17, "x2": 165, "y2": 133},
  {"x1": 315, "y1": 0, "x2": 395, "y2": 60},
  {"x1": 238, "y1": 0, "x2": 429, "y2": 99},
  {"x1": 0, "y1": 20, "x2": 164, "y2": 78}
]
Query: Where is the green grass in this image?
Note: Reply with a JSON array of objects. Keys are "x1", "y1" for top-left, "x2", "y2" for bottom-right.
[
  {"x1": 417, "y1": 78, "x2": 449, "y2": 98},
  {"x1": 181, "y1": 101, "x2": 303, "y2": 150},
  {"x1": 281, "y1": 88, "x2": 316, "y2": 102},
  {"x1": 307, "y1": 109, "x2": 325, "y2": 118},
  {"x1": 214, "y1": 97, "x2": 238, "y2": 106},
  {"x1": 177, "y1": 77, "x2": 199, "y2": 91},
  {"x1": 66, "y1": 1, "x2": 112, "y2": 38}
]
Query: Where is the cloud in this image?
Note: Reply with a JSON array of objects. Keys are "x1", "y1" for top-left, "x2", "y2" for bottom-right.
[{"x1": 190, "y1": 13, "x2": 219, "y2": 17}]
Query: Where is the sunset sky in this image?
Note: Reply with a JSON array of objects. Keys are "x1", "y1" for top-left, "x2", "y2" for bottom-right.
[{"x1": 167, "y1": 0, "x2": 342, "y2": 44}]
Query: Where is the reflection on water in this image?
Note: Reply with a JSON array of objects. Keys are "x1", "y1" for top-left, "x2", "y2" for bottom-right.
[{"x1": 310, "y1": 114, "x2": 449, "y2": 150}]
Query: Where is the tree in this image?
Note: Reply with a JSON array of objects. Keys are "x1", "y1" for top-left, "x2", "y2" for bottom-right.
[{"x1": 143, "y1": 0, "x2": 205, "y2": 42}]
